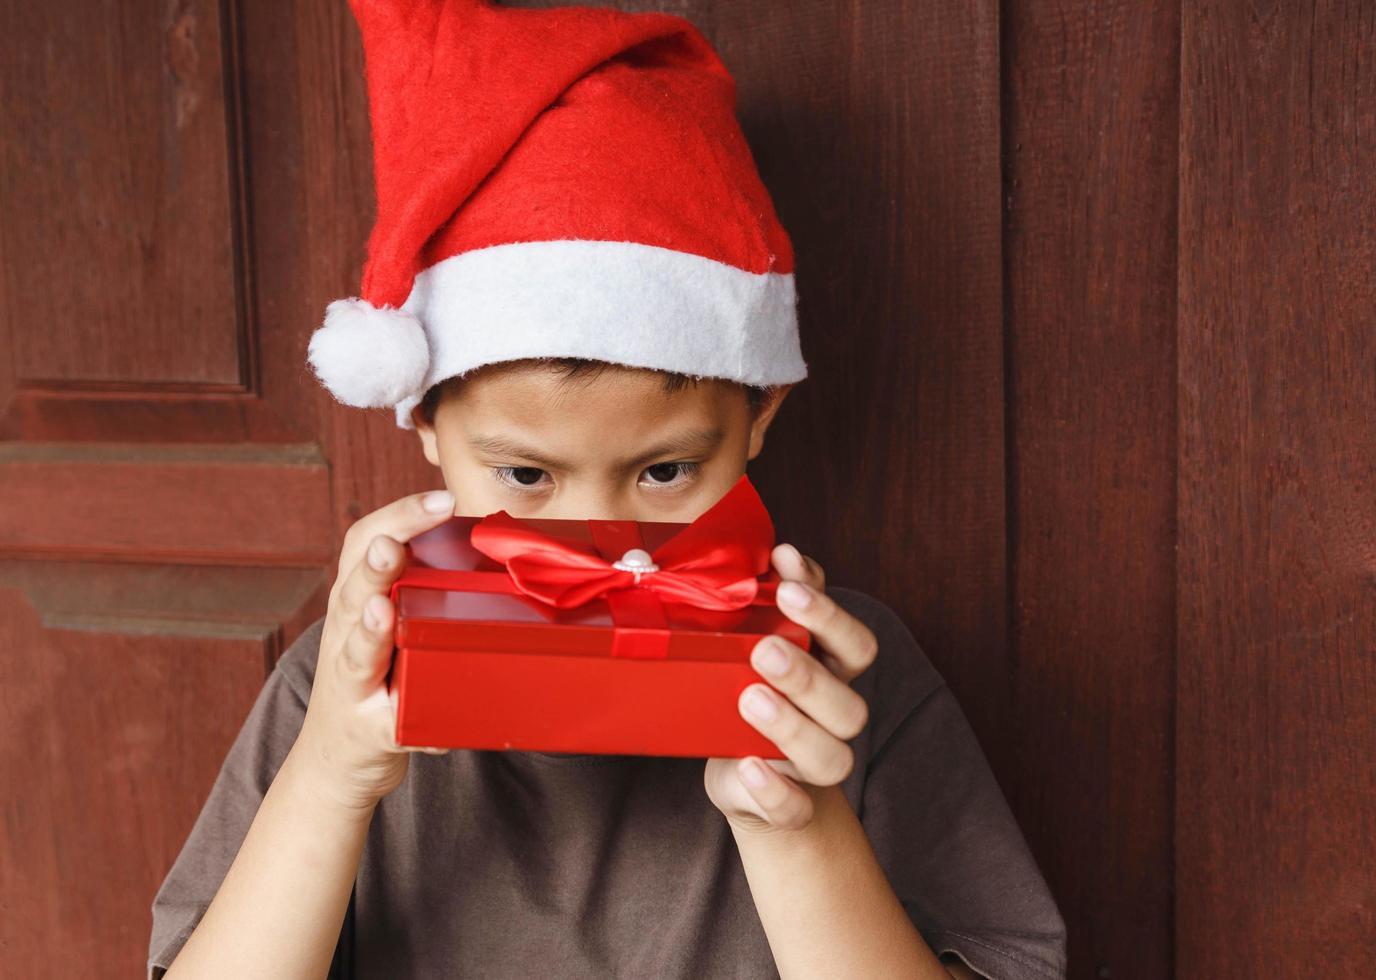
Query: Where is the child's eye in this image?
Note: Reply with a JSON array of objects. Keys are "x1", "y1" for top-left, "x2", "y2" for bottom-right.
[
  {"x1": 491, "y1": 462, "x2": 702, "y2": 495},
  {"x1": 639, "y1": 461, "x2": 701, "y2": 489},
  {"x1": 492, "y1": 466, "x2": 551, "y2": 492}
]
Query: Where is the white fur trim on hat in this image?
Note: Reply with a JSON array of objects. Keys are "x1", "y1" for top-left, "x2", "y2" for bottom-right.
[
  {"x1": 386, "y1": 239, "x2": 806, "y2": 430},
  {"x1": 307, "y1": 298, "x2": 431, "y2": 408}
]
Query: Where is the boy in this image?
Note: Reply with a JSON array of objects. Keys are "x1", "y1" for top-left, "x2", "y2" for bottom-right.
[{"x1": 149, "y1": 2, "x2": 1066, "y2": 978}]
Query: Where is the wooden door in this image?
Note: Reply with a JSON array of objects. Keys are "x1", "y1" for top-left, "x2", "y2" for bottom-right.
[{"x1": 0, "y1": 1, "x2": 433, "y2": 974}]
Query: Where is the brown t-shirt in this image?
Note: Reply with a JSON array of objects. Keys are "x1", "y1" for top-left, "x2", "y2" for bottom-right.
[{"x1": 148, "y1": 587, "x2": 1066, "y2": 979}]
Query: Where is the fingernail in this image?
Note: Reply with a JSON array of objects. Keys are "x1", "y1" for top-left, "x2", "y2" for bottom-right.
[
  {"x1": 363, "y1": 596, "x2": 381, "y2": 630},
  {"x1": 753, "y1": 640, "x2": 790, "y2": 677},
  {"x1": 782, "y1": 543, "x2": 803, "y2": 565},
  {"x1": 423, "y1": 490, "x2": 455, "y2": 513},
  {"x1": 742, "y1": 759, "x2": 770, "y2": 788},
  {"x1": 743, "y1": 686, "x2": 778, "y2": 722},
  {"x1": 777, "y1": 581, "x2": 813, "y2": 609},
  {"x1": 367, "y1": 539, "x2": 390, "y2": 570}
]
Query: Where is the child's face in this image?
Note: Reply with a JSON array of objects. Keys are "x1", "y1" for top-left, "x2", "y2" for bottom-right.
[{"x1": 412, "y1": 363, "x2": 791, "y2": 522}]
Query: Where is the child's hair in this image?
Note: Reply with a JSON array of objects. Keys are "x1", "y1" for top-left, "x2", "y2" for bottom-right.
[{"x1": 414, "y1": 357, "x2": 775, "y2": 428}]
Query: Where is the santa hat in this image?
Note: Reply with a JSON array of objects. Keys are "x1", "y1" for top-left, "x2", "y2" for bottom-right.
[{"x1": 307, "y1": 0, "x2": 807, "y2": 430}]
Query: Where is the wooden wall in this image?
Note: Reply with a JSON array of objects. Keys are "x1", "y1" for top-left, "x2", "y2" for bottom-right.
[
  {"x1": 0, "y1": 1, "x2": 1370, "y2": 976},
  {"x1": 1175, "y1": 3, "x2": 1376, "y2": 973}
]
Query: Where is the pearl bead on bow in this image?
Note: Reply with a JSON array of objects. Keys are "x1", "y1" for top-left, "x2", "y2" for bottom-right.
[{"x1": 612, "y1": 548, "x2": 660, "y2": 583}]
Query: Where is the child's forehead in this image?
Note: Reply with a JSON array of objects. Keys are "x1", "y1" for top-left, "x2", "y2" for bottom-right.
[
  {"x1": 447, "y1": 362, "x2": 738, "y2": 415},
  {"x1": 430, "y1": 362, "x2": 747, "y2": 448}
]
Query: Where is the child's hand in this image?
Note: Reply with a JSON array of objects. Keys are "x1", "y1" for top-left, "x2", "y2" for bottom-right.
[
  {"x1": 286, "y1": 489, "x2": 458, "y2": 814},
  {"x1": 703, "y1": 543, "x2": 877, "y2": 835}
]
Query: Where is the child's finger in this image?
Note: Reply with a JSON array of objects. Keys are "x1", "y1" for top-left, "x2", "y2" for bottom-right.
[
  {"x1": 329, "y1": 531, "x2": 407, "y2": 642},
  {"x1": 326, "y1": 490, "x2": 454, "y2": 645},
  {"x1": 774, "y1": 581, "x2": 878, "y2": 684},
  {"x1": 337, "y1": 489, "x2": 455, "y2": 580},
  {"x1": 335, "y1": 592, "x2": 396, "y2": 699},
  {"x1": 771, "y1": 543, "x2": 825, "y2": 591},
  {"x1": 738, "y1": 682, "x2": 855, "y2": 787},
  {"x1": 749, "y1": 636, "x2": 870, "y2": 742},
  {"x1": 737, "y1": 758, "x2": 814, "y2": 831}
]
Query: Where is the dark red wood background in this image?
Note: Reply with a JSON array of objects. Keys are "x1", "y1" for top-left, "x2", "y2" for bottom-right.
[{"x1": 1, "y1": 1, "x2": 1371, "y2": 977}]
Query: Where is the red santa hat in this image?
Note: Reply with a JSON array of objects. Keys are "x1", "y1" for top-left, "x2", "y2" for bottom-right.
[{"x1": 306, "y1": 0, "x2": 807, "y2": 430}]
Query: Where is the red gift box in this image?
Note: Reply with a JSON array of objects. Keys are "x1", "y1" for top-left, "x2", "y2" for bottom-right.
[{"x1": 388, "y1": 474, "x2": 811, "y2": 759}]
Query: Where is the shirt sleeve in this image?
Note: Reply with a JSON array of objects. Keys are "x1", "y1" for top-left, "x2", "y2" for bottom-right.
[
  {"x1": 146, "y1": 618, "x2": 346, "y2": 979},
  {"x1": 859, "y1": 681, "x2": 1068, "y2": 979}
]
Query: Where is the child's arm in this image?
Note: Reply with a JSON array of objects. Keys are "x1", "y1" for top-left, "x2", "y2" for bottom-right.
[
  {"x1": 162, "y1": 490, "x2": 457, "y2": 979},
  {"x1": 732, "y1": 784, "x2": 959, "y2": 978},
  {"x1": 705, "y1": 544, "x2": 955, "y2": 978},
  {"x1": 161, "y1": 750, "x2": 374, "y2": 978}
]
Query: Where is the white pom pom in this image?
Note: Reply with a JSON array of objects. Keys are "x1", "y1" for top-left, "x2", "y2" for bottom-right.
[{"x1": 307, "y1": 298, "x2": 431, "y2": 408}]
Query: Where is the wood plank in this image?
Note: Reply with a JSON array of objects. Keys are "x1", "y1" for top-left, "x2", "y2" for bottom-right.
[
  {"x1": 1001, "y1": 3, "x2": 1181, "y2": 975},
  {"x1": 1176, "y1": 1, "x2": 1376, "y2": 973},
  {"x1": 0, "y1": 559, "x2": 328, "y2": 640},
  {"x1": 0, "y1": 442, "x2": 334, "y2": 565},
  {"x1": 0, "y1": 389, "x2": 308, "y2": 444}
]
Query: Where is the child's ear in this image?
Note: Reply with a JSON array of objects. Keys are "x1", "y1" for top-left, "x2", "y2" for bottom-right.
[
  {"x1": 412, "y1": 406, "x2": 442, "y2": 467},
  {"x1": 746, "y1": 383, "x2": 794, "y2": 460}
]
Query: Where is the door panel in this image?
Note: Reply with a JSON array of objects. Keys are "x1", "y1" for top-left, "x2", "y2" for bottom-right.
[
  {"x1": 0, "y1": 0, "x2": 247, "y2": 387},
  {"x1": 0, "y1": 588, "x2": 288, "y2": 977}
]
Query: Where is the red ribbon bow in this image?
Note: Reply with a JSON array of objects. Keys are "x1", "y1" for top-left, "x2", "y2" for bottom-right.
[{"x1": 469, "y1": 473, "x2": 775, "y2": 611}]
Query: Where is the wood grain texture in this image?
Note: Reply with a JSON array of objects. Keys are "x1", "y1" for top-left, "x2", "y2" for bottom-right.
[
  {"x1": 1176, "y1": 1, "x2": 1376, "y2": 974},
  {"x1": 0, "y1": 0, "x2": 247, "y2": 386},
  {"x1": 0, "y1": 559, "x2": 328, "y2": 639},
  {"x1": 1002, "y1": 2, "x2": 1180, "y2": 975},
  {"x1": 0, "y1": 588, "x2": 276, "y2": 978},
  {"x1": 0, "y1": 442, "x2": 333, "y2": 565},
  {"x1": 0, "y1": 8, "x2": 351, "y2": 974},
  {"x1": 0, "y1": 0, "x2": 352, "y2": 447}
]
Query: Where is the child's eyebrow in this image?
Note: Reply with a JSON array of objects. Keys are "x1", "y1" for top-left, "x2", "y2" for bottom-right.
[{"x1": 469, "y1": 427, "x2": 725, "y2": 471}]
